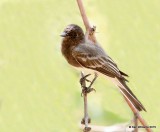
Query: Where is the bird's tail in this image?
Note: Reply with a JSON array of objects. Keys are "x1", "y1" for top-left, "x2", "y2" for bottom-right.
[{"x1": 115, "y1": 77, "x2": 146, "y2": 112}]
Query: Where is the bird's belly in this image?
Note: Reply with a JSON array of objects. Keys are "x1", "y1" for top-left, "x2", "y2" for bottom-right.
[{"x1": 67, "y1": 56, "x2": 82, "y2": 67}]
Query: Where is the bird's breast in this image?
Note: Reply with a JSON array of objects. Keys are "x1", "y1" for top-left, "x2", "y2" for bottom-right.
[{"x1": 61, "y1": 43, "x2": 81, "y2": 67}]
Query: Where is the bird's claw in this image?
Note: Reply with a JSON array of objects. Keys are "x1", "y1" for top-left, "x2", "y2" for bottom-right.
[
  {"x1": 80, "y1": 73, "x2": 97, "y2": 96},
  {"x1": 81, "y1": 87, "x2": 96, "y2": 96},
  {"x1": 80, "y1": 74, "x2": 91, "y2": 86}
]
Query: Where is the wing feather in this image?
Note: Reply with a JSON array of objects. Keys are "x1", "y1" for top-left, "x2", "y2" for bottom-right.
[{"x1": 72, "y1": 44, "x2": 123, "y2": 78}]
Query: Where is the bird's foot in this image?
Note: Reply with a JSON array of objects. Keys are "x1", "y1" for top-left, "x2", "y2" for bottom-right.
[
  {"x1": 88, "y1": 73, "x2": 98, "y2": 88},
  {"x1": 80, "y1": 74, "x2": 91, "y2": 86},
  {"x1": 81, "y1": 87, "x2": 96, "y2": 96},
  {"x1": 80, "y1": 73, "x2": 97, "y2": 96}
]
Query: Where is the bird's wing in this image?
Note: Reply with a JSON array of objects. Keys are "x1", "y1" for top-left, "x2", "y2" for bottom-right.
[{"x1": 72, "y1": 44, "x2": 124, "y2": 78}]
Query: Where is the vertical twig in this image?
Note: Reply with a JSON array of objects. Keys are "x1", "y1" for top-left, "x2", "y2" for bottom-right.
[
  {"x1": 76, "y1": 0, "x2": 97, "y2": 43},
  {"x1": 81, "y1": 72, "x2": 91, "y2": 132},
  {"x1": 76, "y1": 0, "x2": 90, "y2": 30}
]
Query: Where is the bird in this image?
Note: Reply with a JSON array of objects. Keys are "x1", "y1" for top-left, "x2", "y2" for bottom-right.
[{"x1": 60, "y1": 24, "x2": 146, "y2": 112}]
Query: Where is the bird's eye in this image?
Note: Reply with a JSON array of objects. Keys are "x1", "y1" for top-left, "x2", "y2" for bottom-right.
[{"x1": 64, "y1": 30, "x2": 69, "y2": 35}]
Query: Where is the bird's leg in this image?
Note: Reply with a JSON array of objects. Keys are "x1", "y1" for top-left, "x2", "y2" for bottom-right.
[
  {"x1": 88, "y1": 73, "x2": 98, "y2": 88},
  {"x1": 81, "y1": 73, "x2": 97, "y2": 96},
  {"x1": 80, "y1": 74, "x2": 91, "y2": 87}
]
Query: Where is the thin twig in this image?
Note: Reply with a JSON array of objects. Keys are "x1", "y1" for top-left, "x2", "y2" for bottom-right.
[
  {"x1": 80, "y1": 123, "x2": 134, "y2": 132},
  {"x1": 81, "y1": 72, "x2": 91, "y2": 132},
  {"x1": 77, "y1": 0, "x2": 97, "y2": 43},
  {"x1": 124, "y1": 97, "x2": 152, "y2": 132},
  {"x1": 76, "y1": 0, "x2": 90, "y2": 30}
]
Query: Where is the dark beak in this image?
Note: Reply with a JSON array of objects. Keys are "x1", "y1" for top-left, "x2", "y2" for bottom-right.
[{"x1": 60, "y1": 32, "x2": 67, "y2": 37}]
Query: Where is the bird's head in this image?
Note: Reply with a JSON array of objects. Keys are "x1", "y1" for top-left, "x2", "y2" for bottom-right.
[{"x1": 60, "y1": 24, "x2": 84, "y2": 40}]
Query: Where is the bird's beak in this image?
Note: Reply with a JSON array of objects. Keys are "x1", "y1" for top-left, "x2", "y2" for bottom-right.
[{"x1": 60, "y1": 32, "x2": 67, "y2": 37}]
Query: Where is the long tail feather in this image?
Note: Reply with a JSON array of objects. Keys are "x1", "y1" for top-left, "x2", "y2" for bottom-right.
[{"x1": 116, "y1": 77, "x2": 146, "y2": 112}]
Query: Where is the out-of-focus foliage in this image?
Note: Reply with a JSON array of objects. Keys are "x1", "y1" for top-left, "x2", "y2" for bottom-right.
[{"x1": 0, "y1": 0, "x2": 159, "y2": 132}]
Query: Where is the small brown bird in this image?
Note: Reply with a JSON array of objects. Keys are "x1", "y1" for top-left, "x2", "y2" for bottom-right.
[{"x1": 60, "y1": 24, "x2": 146, "y2": 111}]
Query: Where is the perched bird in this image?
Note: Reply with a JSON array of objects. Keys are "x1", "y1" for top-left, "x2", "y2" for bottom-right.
[{"x1": 60, "y1": 24, "x2": 146, "y2": 112}]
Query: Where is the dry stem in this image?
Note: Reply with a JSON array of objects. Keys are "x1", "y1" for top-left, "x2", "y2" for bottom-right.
[
  {"x1": 124, "y1": 97, "x2": 152, "y2": 132},
  {"x1": 77, "y1": 0, "x2": 97, "y2": 43},
  {"x1": 80, "y1": 72, "x2": 91, "y2": 132}
]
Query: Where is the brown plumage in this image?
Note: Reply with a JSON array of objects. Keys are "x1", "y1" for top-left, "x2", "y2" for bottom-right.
[{"x1": 61, "y1": 24, "x2": 146, "y2": 112}]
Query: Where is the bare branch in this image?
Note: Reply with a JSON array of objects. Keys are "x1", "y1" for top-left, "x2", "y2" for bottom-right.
[
  {"x1": 80, "y1": 123, "x2": 134, "y2": 132},
  {"x1": 76, "y1": 0, "x2": 90, "y2": 30},
  {"x1": 77, "y1": 0, "x2": 97, "y2": 43},
  {"x1": 124, "y1": 96, "x2": 152, "y2": 132},
  {"x1": 80, "y1": 72, "x2": 91, "y2": 132}
]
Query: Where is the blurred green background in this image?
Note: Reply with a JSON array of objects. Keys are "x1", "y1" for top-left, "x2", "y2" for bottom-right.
[{"x1": 0, "y1": 0, "x2": 159, "y2": 132}]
